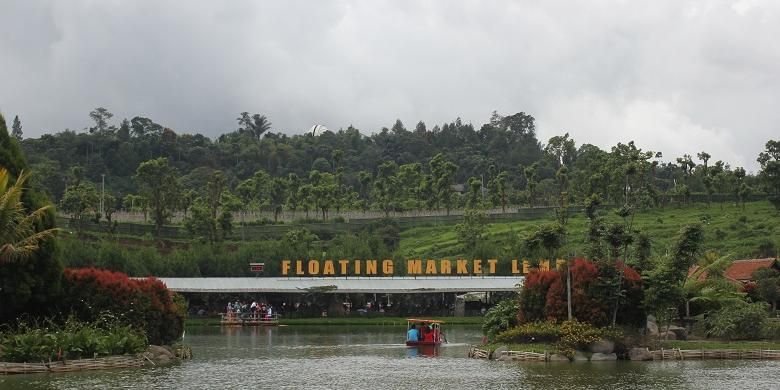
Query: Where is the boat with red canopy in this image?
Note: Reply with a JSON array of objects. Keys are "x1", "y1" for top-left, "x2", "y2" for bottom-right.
[{"x1": 405, "y1": 318, "x2": 446, "y2": 346}]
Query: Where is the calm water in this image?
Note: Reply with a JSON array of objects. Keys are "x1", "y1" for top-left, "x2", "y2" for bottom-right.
[{"x1": 2, "y1": 325, "x2": 780, "y2": 389}]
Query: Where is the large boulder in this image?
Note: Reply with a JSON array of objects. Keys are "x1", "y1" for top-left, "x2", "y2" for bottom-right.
[
  {"x1": 142, "y1": 345, "x2": 176, "y2": 365},
  {"x1": 667, "y1": 325, "x2": 688, "y2": 340},
  {"x1": 628, "y1": 347, "x2": 653, "y2": 361},
  {"x1": 548, "y1": 353, "x2": 570, "y2": 362},
  {"x1": 491, "y1": 346, "x2": 507, "y2": 360},
  {"x1": 588, "y1": 339, "x2": 615, "y2": 354},
  {"x1": 572, "y1": 351, "x2": 589, "y2": 362},
  {"x1": 659, "y1": 331, "x2": 677, "y2": 340},
  {"x1": 590, "y1": 353, "x2": 617, "y2": 361}
]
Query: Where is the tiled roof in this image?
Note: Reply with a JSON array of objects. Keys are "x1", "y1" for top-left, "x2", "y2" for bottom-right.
[{"x1": 723, "y1": 258, "x2": 779, "y2": 281}]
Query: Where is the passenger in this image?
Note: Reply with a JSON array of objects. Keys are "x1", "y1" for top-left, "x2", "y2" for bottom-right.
[
  {"x1": 407, "y1": 324, "x2": 420, "y2": 342},
  {"x1": 424, "y1": 327, "x2": 434, "y2": 342},
  {"x1": 419, "y1": 324, "x2": 428, "y2": 341}
]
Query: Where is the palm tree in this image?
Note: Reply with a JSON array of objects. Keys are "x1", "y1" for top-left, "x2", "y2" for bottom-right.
[
  {"x1": 683, "y1": 252, "x2": 744, "y2": 317},
  {"x1": 0, "y1": 168, "x2": 59, "y2": 262}
]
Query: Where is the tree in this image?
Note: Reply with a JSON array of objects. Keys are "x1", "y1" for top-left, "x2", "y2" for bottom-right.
[
  {"x1": 456, "y1": 209, "x2": 488, "y2": 253},
  {"x1": 757, "y1": 140, "x2": 780, "y2": 211},
  {"x1": 237, "y1": 112, "x2": 272, "y2": 139},
  {"x1": 523, "y1": 163, "x2": 539, "y2": 206},
  {"x1": 429, "y1": 153, "x2": 457, "y2": 214},
  {"x1": 0, "y1": 169, "x2": 59, "y2": 262},
  {"x1": 135, "y1": 157, "x2": 179, "y2": 236},
  {"x1": 0, "y1": 114, "x2": 63, "y2": 321},
  {"x1": 59, "y1": 181, "x2": 99, "y2": 229},
  {"x1": 683, "y1": 252, "x2": 742, "y2": 317},
  {"x1": 753, "y1": 268, "x2": 780, "y2": 310},
  {"x1": 89, "y1": 107, "x2": 114, "y2": 133},
  {"x1": 466, "y1": 176, "x2": 482, "y2": 208},
  {"x1": 494, "y1": 171, "x2": 509, "y2": 212},
  {"x1": 11, "y1": 115, "x2": 22, "y2": 141}
]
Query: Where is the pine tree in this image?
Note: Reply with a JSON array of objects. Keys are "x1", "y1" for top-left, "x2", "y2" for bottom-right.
[{"x1": 11, "y1": 115, "x2": 22, "y2": 140}]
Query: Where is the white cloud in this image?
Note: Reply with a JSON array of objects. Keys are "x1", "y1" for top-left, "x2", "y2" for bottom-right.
[{"x1": 1, "y1": 0, "x2": 777, "y2": 170}]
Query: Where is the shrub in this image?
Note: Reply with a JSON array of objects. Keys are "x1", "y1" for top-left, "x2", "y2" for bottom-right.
[
  {"x1": 482, "y1": 298, "x2": 520, "y2": 338},
  {"x1": 61, "y1": 268, "x2": 186, "y2": 345},
  {"x1": 494, "y1": 320, "x2": 622, "y2": 357},
  {"x1": 705, "y1": 302, "x2": 769, "y2": 340},
  {"x1": 494, "y1": 321, "x2": 562, "y2": 344},
  {"x1": 0, "y1": 317, "x2": 147, "y2": 363}
]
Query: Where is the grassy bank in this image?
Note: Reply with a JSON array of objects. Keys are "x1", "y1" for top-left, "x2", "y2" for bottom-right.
[
  {"x1": 660, "y1": 340, "x2": 780, "y2": 350},
  {"x1": 186, "y1": 316, "x2": 484, "y2": 327},
  {"x1": 400, "y1": 201, "x2": 779, "y2": 259}
]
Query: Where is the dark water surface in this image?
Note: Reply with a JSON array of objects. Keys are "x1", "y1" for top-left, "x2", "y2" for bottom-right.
[{"x1": 2, "y1": 325, "x2": 779, "y2": 389}]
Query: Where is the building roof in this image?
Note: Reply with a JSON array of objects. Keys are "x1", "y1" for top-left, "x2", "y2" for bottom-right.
[
  {"x1": 723, "y1": 258, "x2": 779, "y2": 281},
  {"x1": 149, "y1": 276, "x2": 524, "y2": 294}
]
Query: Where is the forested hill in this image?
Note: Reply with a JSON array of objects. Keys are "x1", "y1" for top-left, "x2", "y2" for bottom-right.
[
  {"x1": 21, "y1": 110, "x2": 544, "y2": 200},
  {"x1": 14, "y1": 108, "x2": 779, "y2": 223}
]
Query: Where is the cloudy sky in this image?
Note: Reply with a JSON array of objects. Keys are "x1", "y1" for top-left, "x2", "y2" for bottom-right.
[{"x1": 1, "y1": 0, "x2": 777, "y2": 171}]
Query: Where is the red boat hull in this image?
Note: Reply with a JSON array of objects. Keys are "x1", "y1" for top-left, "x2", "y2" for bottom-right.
[{"x1": 405, "y1": 341, "x2": 442, "y2": 346}]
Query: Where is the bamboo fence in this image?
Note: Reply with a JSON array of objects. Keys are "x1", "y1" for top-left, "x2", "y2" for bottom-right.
[
  {"x1": 1, "y1": 355, "x2": 144, "y2": 375},
  {"x1": 652, "y1": 349, "x2": 780, "y2": 361}
]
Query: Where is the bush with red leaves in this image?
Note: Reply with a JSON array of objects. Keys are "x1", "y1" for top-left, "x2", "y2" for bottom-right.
[
  {"x1": 61, "y1": 268, "x2": 185, "y2": 345},
  {"x1": 519, "y1": 258, "x2": 643, "y2": 327}
]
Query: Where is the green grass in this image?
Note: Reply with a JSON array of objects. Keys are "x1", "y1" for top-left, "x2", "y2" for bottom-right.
[
  {"x1": 185, "y1": 316, "x2": 484, "y2": 327},
  {"x1": 660, "y1": 340, "x2": 780, "y2": 350},
  {"x1": 400, "y1": 201, "x2": 780, "y2": 259}
]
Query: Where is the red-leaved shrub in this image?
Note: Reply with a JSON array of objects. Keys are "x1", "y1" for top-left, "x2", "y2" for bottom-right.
[{"x1": 61, "y1": 268, "x2": 185, "y2": 345}]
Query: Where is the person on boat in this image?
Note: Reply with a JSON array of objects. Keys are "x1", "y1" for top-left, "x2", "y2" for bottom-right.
[
  {"x1": 418, "y1": 323, "x2": 428, "y2": 341},
  {"x1": 424, "y1": 327, "x2": 435, "y2": 343},
  {"x1": 407, "y1": 324, "x2": 420, "y2": 342}
]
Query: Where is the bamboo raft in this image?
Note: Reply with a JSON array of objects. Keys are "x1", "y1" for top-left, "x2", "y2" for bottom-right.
[
  {"x1": 500, "y1": 350, "x2": 548, "y2": 362},
  {"x1": 1, "y1": 355, "x2": 144, "y2": 375},
  {"x1": 651, "y1": 349, "x2": 780, "y2": 361},
  {"x1": 468, "y1": 346, "x2": 547, "y2": 361}
]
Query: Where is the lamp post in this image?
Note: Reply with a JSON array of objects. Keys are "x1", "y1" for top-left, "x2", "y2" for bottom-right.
[{"x1": 101, "y1": 174, "x2": 105, "y2": 219}]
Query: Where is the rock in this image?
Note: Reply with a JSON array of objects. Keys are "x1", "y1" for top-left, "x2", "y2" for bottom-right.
[
  {"x1": 146, "y1": 345, "x2": 174, "y2": 360},
  {"x1": 491, "y1": 346, "x2": 507, "y2": 360},
  {"x1": 590, "y1": 353, "x2": 617, "y2": 361},
  {"x1": 659, "y1": 331, "x2": 677, "y2": 340},
  {"x1": 588, "y1": 339, "x2": 615, "y2": 354},
  {"x1": 646, "y1": 315, "x2": 659, "y2": 336},
  {"x1": 572, "y1": 351, "x2": 589, "y2": 362},
  {"x1": 628, "y1": 347, "x2": 653, "y2": 361},
  {"x1": 548, "y1": 353, "x2": 570, "y2": 362},
  {"x1": 667, "y1": 325, "x2": 688, "y2": 340}
]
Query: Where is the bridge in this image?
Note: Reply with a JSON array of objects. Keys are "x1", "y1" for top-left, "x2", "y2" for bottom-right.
[{"x1": 155, "y1": 276, "x2": 524, "y2": 294}]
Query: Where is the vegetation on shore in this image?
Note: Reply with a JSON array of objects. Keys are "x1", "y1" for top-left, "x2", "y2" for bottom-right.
[{"x1": 187, "y1": 316, "x2": 484, "y2": 327}]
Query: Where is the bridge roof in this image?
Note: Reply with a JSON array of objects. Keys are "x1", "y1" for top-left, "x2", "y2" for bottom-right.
[{"x1": 152, "y1": 276, "x2": 524, "y2": 294}]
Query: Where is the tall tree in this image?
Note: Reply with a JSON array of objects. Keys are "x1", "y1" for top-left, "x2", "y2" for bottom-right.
[
  {"x1": 135, "y1": 157, "x2": 180, "y2": 236},
  {"x1": 757, "y1": 140, "x2": 780, "y2": 211},
  {"x1": 237, "y1": 112, "x2": 272, "y2": 139},
  {"x1": 429, "y1": 153, "x2": 457, "y2": 215},
  {"x1": 89, "y1": 107, "x2": 114, "y2": 133},
  {"x1": 11, "y1": 115, "x2": 22, "y2": 141},
  {"x1": 0, "y1": 114, "x2": 63, "y2": 321}
]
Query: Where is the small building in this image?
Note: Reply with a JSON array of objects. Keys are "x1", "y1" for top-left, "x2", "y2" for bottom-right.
[{"x1": 723, "y1": 258, "x2": 780, "y2": 283}]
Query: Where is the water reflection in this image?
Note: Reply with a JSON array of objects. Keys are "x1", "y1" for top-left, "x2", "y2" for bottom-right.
[{"x1": 2, "y1": 325, "x2": 780, "y2": 389}]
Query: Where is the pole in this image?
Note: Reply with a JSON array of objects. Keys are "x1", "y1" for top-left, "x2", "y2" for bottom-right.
[
  {"x1": 567, "y1": 258, "x2": 572, "y2": 320},
  {"x1": 101, "y1": 174, "x2": 105, "y2": 219}
]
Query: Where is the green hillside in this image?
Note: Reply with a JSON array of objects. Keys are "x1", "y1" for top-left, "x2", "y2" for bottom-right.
[{"x1": 400, "y1": 201, "x2": 779, "y2": 260}]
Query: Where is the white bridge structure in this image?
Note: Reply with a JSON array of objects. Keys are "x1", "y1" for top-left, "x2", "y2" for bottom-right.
[{"x1": 154, "y1": 276, "x2": 524, "y2": 294}]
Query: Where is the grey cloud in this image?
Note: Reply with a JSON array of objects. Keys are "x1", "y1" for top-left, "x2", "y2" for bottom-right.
[{"x1": 1, "y1": 0, "x2": 777, "y2": 171}]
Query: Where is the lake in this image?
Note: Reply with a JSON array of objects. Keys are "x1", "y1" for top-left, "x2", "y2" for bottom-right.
[{"x1": 2, "y1": 325, "x2": 779, "y2": 389}]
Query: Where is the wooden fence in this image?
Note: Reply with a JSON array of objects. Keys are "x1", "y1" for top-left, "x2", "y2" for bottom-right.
[
  {"x1": 651, "y1": 349, "x2": 780, "y2": 361},
  {"x1": 0, "y1": 355, "x2": 144, "y2": 375}
]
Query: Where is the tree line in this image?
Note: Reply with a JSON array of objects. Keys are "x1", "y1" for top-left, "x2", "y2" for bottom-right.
[{"x1": 13, "y1": 108, "x2": 780, "y2": 239}]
